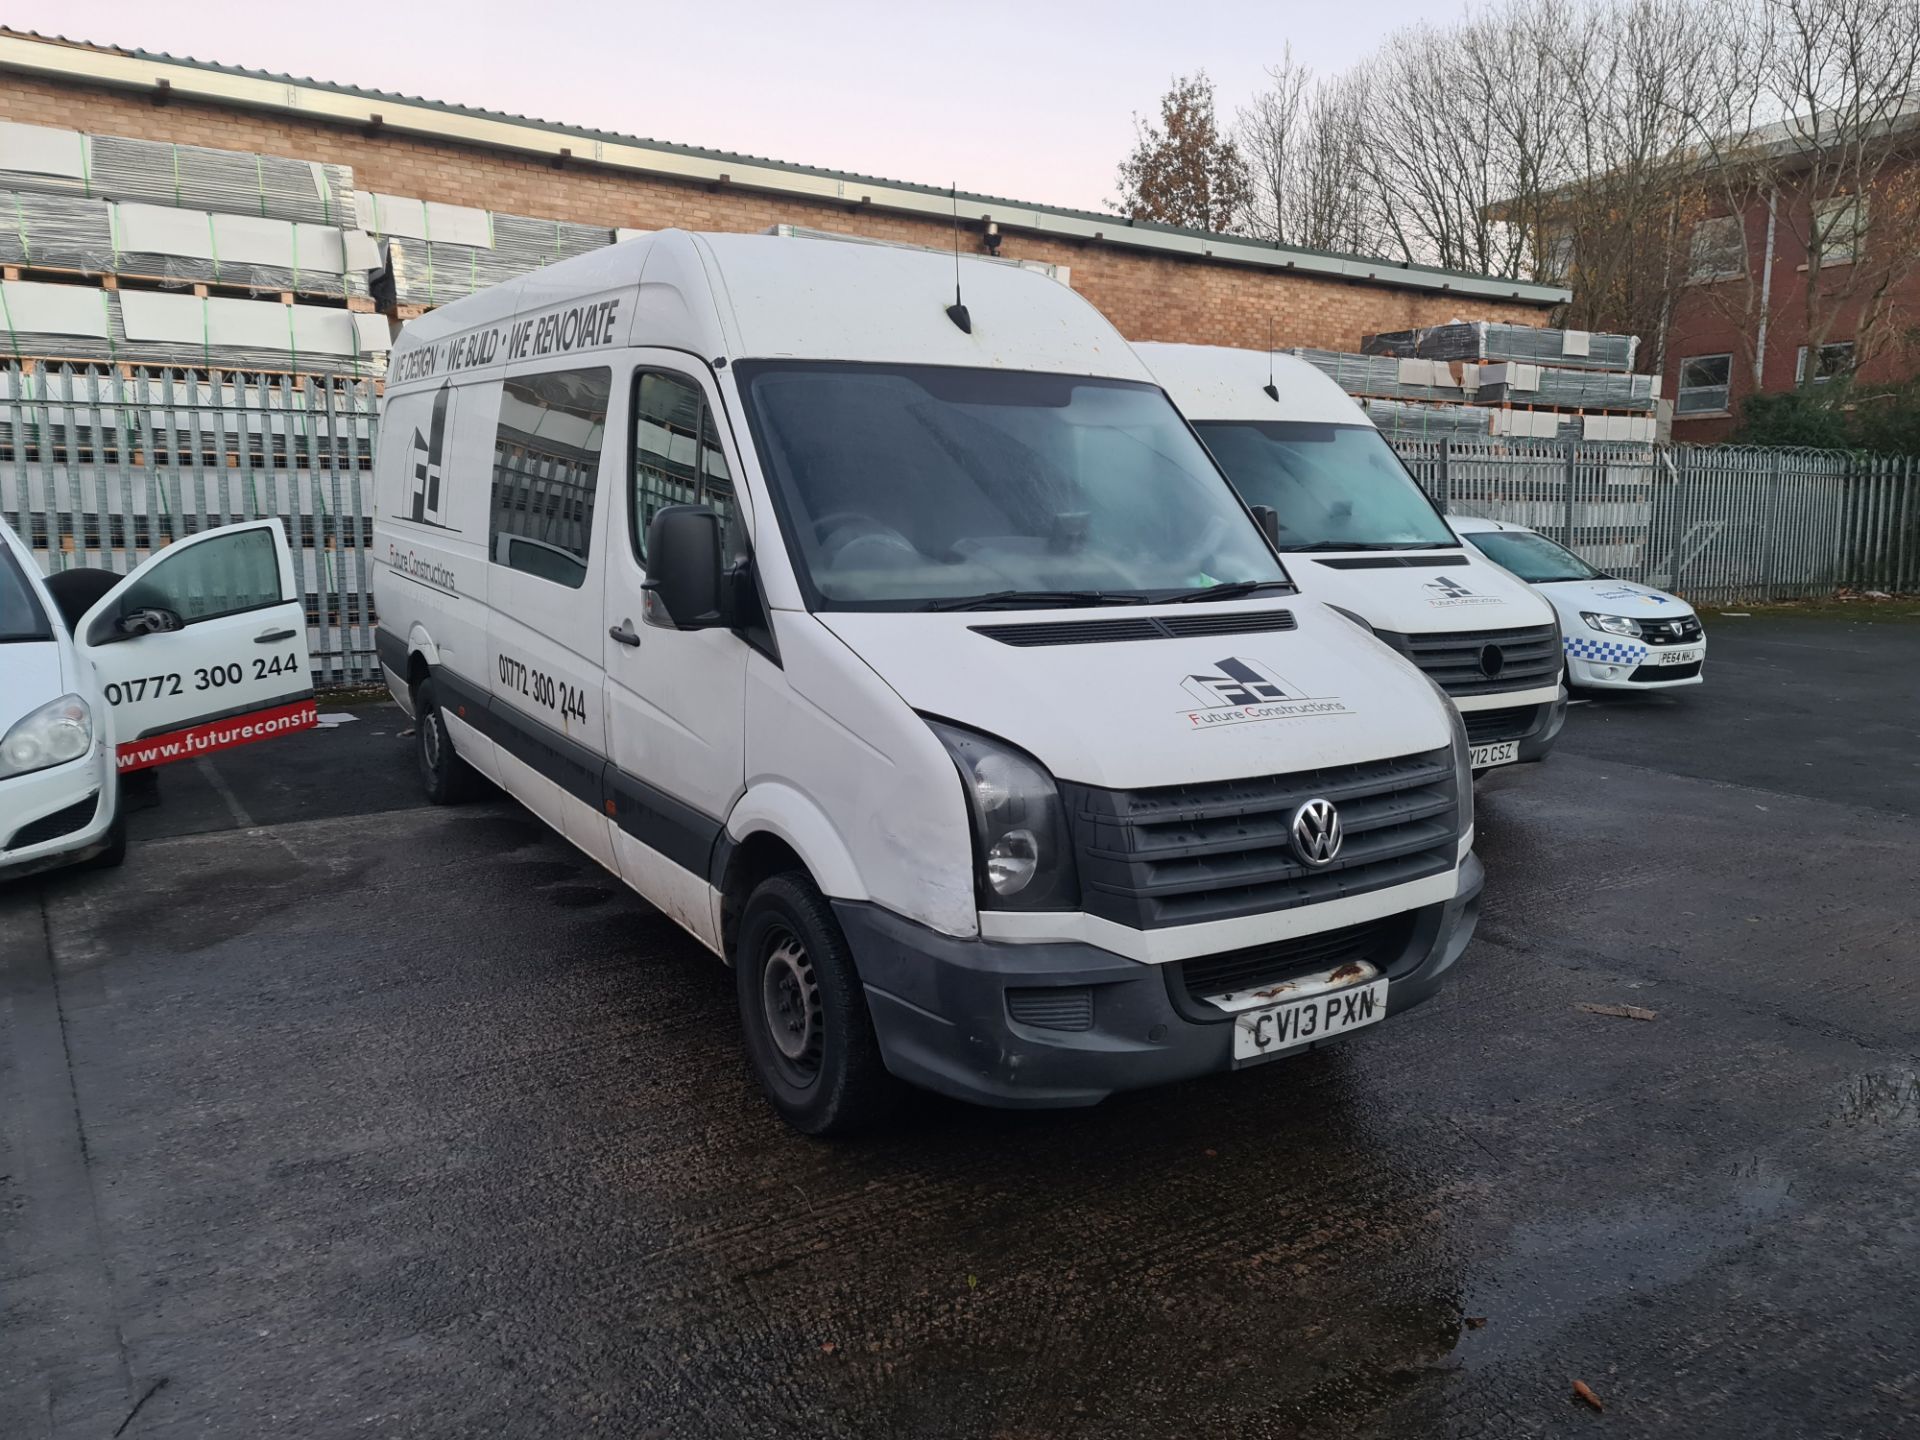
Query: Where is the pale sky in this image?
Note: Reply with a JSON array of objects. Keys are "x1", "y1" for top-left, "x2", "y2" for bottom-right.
[{"x1": 9, "y1": 0, "x2": 1451, "y2": 212}]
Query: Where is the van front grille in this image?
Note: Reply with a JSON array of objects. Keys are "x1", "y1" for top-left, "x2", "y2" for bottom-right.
[
  {"x1": 1060, "y1": 748, "x2": 1459, "y2": 930},
  {"x1": 1383, "y1": 623, "x2": 1561, "y2": 697},
  {"x1": 1462, "y1": 705, "x2": 1541, "y2": 745}
]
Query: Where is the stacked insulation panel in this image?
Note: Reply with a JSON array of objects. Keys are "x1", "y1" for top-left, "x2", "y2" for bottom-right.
[
  {"x1": 356, "y1": 191, "x2": 614, "y2": 309},
  {"x1": 0, "y1": 189, "x2": 376, "y2": 300},
  {"x1": 0, "y1": 121, "x2": 354, "y2": 227},
  {"x1": 0, "y1": 279, "x2": 389, "y2": 377},
  {"x1": 1363, "y1": 321, "x2": 1638, "y2": 373},
  {"x1": 1291, "y1": 349, "x2": 1468, "y2": 405},
  {"x1": 1361, "y1": 397, "x2": 1495, "y2": 442},
  {"x1": 1465, "y1": 361, "x2": 1658, "y2": 412}
]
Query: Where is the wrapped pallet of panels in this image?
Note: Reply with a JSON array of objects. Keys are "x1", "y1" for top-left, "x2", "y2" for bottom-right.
[
  {"x1": 0, "y1": 189, "x2": 377, "y2": 301},
  {"x1": 0, "y1": 121, "x2": 355, "y2": 228},
  {"x1": 117, "y1": 290, "x2": 389, "y2": 377},
  {"x1": 1363, "y1": 321, "x2": 1637, "y2": 374},
  {"x1": 0, "y1": 282, "x2": 385, "y2": 377},
  {"x1": 0, "y1": 277, "x2": 120, "y2": 365},
  {"x1": 1360, "y1": 397, "x2": 1494, "y2": 441},
  {"x1": 1466, "y1": 361, "x2": 1659, "y2": 411},
  {"x1": 1290, "y1": 348, "x2": 1467, "y2": 403},
  {"x1": 357, "y1": 191, "x2": 613, "y2": 307}
]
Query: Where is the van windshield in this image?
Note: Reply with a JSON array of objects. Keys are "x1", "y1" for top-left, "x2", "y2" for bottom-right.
[
  {"x1": 1462, "y1": 528, "x2": 1603, "y2": 583},
  {"x1": 735, "y1": 362, "x2": 1289, "y2": 609},
  {"x1": 1, "y1": 544, "x2": 53, "y2": 643},
  {"x1": 1192, "y1": 421, "x2": 1457, "y2": 551}
]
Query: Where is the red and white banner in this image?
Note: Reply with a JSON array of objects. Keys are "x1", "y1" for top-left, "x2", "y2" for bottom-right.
[{"x1": 115, "y1": 699, "x2": 320, "y2": 773}]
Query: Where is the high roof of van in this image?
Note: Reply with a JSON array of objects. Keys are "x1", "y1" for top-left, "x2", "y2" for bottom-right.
[
  {"x1": 385, "y1": 230, "x2": 1155, "y2": 395},
  {"x1": 1135, "y1": 342, "x2": 1374, "y2": 428}
]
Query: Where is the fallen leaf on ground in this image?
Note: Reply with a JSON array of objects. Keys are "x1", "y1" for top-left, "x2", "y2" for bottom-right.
[
  {"x1": 1577, "y1": 1002, "x2": 1657, "y2": 1022},
  {"x1": 820, "y1": 1342, "x2": 836, "y2": 1354},
  {"x1": 1572, "y1": 1379, "x2": 1604, "y2": 1411},
  {"x1": 1464, "y1": 1316, "x2": 1488, "y2": 1329}
]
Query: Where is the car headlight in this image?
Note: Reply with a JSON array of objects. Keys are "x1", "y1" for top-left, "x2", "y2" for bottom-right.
[
  {"x1": 1581, "y1": 612, "x2": 1642, "y2": 638},
  {"x1": 0, "y1": 693, "x2": 94, "y2": 780},
  {"x1": 926, "y1": 719, "x2": 1079, "y2": 910}
]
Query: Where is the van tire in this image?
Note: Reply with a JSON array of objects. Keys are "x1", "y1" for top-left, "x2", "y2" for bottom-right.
[
  {"x1": 415, "y1": 677, "x2": 484, "y2": 805},
  {"x1": 735, "y1": 871, "x2": 903, "y2": 1136}
]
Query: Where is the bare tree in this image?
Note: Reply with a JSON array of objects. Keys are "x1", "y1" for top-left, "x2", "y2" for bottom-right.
[
  {"x1": 1113, "y1": 72, "x2": 1253, "y2": 233},
  {"x1": 1236, "y1": 55, "x2": 1379, "y2": 252}
]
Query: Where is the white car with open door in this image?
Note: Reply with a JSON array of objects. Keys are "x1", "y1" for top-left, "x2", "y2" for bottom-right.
[
  {"x1": 0, "y1": 515, "x2": 316, "y2": 879},
  {"x1": 1451, "y1": 516, "x2": 1706, "y2": 690},
  {"x1": 1136, "y1": 343, "x2": 1567, "y2": 772}
]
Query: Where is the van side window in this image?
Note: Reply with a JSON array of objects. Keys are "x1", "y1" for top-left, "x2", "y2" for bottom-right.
[
  {"x1": 632, "y1": 371, "x2": 736, "y2": 561},
  {"x1": 489, "y1": 367, "x2": 612, "y2": 590}
]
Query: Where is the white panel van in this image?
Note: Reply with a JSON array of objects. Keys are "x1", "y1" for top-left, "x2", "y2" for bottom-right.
[
  {"x1": 1138, "y1": 343, "x2": 1567, "y2": 771},
  {"x1": 372, "y1": 230, "x2": 1484, "y2": 1134}
]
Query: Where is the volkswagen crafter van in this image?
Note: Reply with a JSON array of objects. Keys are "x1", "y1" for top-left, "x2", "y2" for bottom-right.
[
  {"x1": 372, "y1": 230, "x2": 1483, "y2": 1134},
  {"x1": 1138, "y1": 343, "x2": 1566, "y2": 771}
]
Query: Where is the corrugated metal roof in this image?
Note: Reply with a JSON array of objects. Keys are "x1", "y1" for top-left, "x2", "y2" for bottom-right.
[{"x1": 0, "y1": 28, "x2": 1572, "y2": 306}]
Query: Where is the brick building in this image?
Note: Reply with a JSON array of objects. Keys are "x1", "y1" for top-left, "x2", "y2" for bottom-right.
[
  {"x1": 1664, "y1": 127, "x2": 1920, "y2": 442},
  {"x1": 0, "y1": 29, "x2": 1566, "y2": 353}
]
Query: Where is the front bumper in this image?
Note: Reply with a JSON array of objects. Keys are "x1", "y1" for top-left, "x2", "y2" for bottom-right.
[
  {"x1": 838, "y1": 854, "x2": 1483, "y2": 1109},
  {"x1": 0, "y1": 742, "x2": 118, "y2": 879},
  {"x1": 1568, "y1": 645, "x2": 1706, "y2": 690}
]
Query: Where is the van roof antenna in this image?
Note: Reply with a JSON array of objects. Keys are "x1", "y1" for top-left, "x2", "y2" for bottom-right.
[
  {"x1": 946, "y1": 185, "x2": 972, "y2": 334},
  {"x1": 1263, "y1": 318, "x2": 1279, "y2": 401}
]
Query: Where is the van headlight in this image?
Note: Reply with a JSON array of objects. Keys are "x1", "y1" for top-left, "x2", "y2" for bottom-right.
[
  {"x1": 1414, "y1": 676, "x2": 1474, "y2": 837},
  {"x1": 1581, "y1": 612, "x2": 1642, "y2": 638},
  {"x1": 926, "y1": 720, "x2": 1079, "y2": 910},
  {"x1": 0, "y1": 693, "x2": 94, "y2": 780}
]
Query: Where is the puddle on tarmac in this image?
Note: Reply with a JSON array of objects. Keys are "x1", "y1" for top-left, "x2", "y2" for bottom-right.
[
  {"x1": 1835, "y1": 1068, "x2": 1920, "y2": 1127},
  {"x1": 1453, "y1": 1156, "x2": 1795, "y2": 1368}
]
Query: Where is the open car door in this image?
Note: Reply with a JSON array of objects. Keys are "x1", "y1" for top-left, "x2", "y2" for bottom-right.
[{"x1": 77, "y1": 519, "x2": 317, "y2": 773}]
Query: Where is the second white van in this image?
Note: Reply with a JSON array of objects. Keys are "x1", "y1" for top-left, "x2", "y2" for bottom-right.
[
  {"x1": 373, "y1": 231, "x2": 1484, "y2": 1134},
  {"x1": 1138, "y1": 343, "x2": 1566, "y2": 771}
]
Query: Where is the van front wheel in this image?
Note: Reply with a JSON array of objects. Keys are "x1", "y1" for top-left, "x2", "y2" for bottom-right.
[
  {"x1": 415, "y1": 677, "x2": 484, "y2": 805},
  {"x1": 735, "y1": 872, "x2": 903, "y2": 1136}
]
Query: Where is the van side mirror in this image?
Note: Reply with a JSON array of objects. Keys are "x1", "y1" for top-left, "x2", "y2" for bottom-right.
[
  {"x1": 642, "y1": 505, "x2": 726, "y2": 630},
  {"x1": 1251, "y1": 505, "x2": 1281, "y2": 547}
]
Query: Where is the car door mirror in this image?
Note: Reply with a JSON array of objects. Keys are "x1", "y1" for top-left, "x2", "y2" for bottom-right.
[
  {"x1": 1251, "y1": 504, "x2": 1282, "y2": 547},
  {"x1": 115, "y1": 606, "x2": 185, "y2": 640},
  {"x1": 642, "y1": 505, "x2": 727, "y2": 630}
]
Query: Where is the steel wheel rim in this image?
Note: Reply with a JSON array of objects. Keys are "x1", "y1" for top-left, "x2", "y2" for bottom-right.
[
  {"x1": 422, "y1": 709, "x2": 444, "y2": 769},
  {"x1": 760, "y1": 926, "x2": 823, "y2": 1086}
]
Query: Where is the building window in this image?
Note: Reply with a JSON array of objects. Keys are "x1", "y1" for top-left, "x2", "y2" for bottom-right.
[
  {"x1": 1689, "y1": 215, "x2": 1746, "y2": 282},
  {"x1": 631, "y1": 371, "x2": 736, "y2": 562},
  {"x1": 1676, "y1": 354, "x2": 1733, "y2": 415},
  {"x1": 1796, "y1": 342, "x2": 1855, "y2": 386},
  {"x1": 489, "y1": 367, "x2": 611, "y2": 590},
  {"x1": 1813, "y1": 194, "x2": 1866, "y2": 266}
]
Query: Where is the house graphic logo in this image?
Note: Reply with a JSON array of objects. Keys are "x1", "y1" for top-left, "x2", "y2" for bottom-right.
[
  {"x1": 1422, "y1": 572, "x2": 1501, "y2": 608},
  {"x1": 408, "y1": 383, "x2": 453, "y2": 528},
  {"x1": 1179, "y1": 657, "x2": 1352, "y2": 730},
  {"x1": 1181, "y1": 657, "x2": 1293, "y2": 708}
]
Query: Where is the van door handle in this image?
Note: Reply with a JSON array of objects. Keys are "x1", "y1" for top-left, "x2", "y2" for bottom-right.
[
  {"x1": 608, "y1": 620, "x2": 642, "y2": 648},
  {"x1": 254, "y1": 627, "x2": 297, "y2": 643}
]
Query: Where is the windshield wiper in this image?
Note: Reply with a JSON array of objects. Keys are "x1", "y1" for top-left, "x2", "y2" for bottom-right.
[
  {"x1": 1165, "y1": 578, "x2": 1296, "y2": 603},
  {"x1": 923, "y1": 589, "x2": 1151, "y2": 612}
]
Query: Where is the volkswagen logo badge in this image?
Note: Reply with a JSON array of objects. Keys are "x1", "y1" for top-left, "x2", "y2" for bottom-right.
[
  {"x1": 1478, "y1": 642, "x2": 1506, "y2": 678},
  {"x1": 1289, "y1": 797, "x2": 1343, "y2": 867}
]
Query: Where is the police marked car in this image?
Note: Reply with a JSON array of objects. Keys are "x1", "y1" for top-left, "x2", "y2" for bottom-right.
[{"x1": 1450, "y1": 516, "x2": 1705, "y2": 691}]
